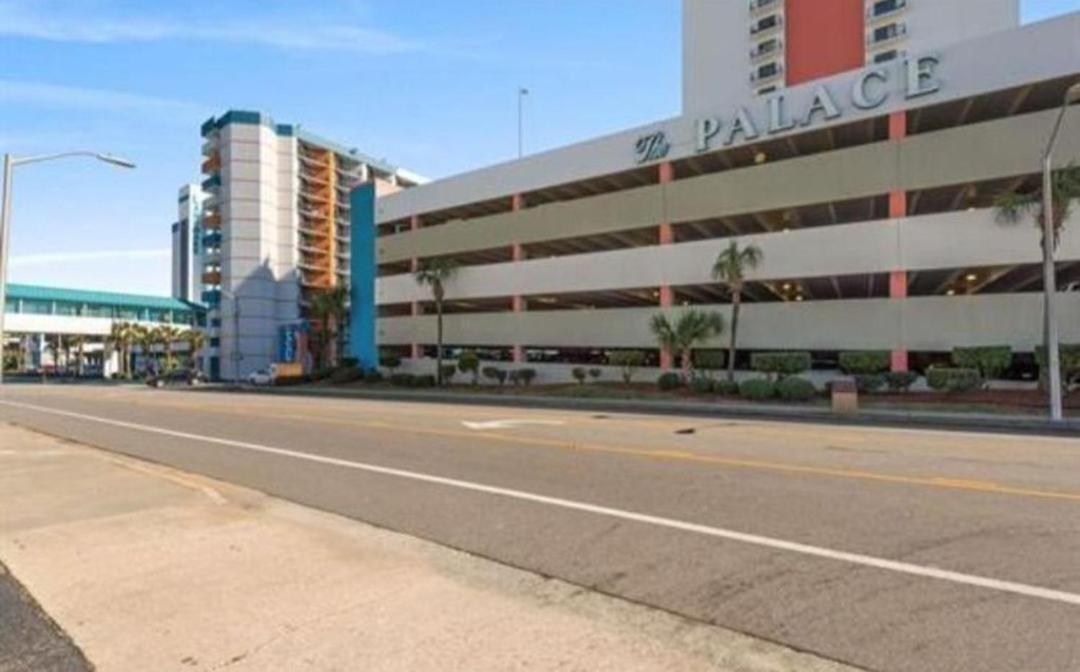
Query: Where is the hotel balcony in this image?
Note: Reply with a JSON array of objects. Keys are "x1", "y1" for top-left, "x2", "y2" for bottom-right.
[
  {"x1": 201, "y1": 270, "x2": 222, "y2": 285},
  {"x1": 201, "y1": 152, "x2": 221, "y2": 175},
  {"x1": 202, "y1": 212, "x2": 222, "y2": 230}
]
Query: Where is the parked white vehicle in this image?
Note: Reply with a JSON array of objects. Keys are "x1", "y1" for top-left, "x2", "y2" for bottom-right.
[{"x1": 248, "y1": 369, "x2": 273, "y2": 386}]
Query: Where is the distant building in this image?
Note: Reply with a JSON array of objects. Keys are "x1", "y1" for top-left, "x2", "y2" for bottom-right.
[
  {"x1": 189, "y1": 110, "x2": 422, "y2": 380},
  {"x1": 171, "y1": 183, "x2": 207, "y2": 303},
  {"x1": 3, "y1": 284, "x2": 204, "y2": 377}
]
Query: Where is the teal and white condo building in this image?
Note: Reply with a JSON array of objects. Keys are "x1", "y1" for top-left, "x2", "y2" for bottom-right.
[{"x1": 181, "y1": 111, "x2": 421, "y2": 380}]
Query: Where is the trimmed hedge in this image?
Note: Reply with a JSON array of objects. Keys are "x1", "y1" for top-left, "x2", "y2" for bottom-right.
[
  {"x1": 363, "y1": 369, "x2": 384, "y2": 384},
  {"x1": 389, "y1": 373, "x2": 414, "y2": 387},
  {"x1": 572, "y1": 367, "x2": 588, "y2": 385},
  {"x1": 657, "y1": 372, "x2": 683, "y2": 391},
  {"x1": 329, "y1": 365, "x2": 364, "y2": 384},
  {"x1": 482, "y1": 366, "x2": 507, "y2": 385},
  {"x1": 440, "y1": 364, "x2": 458, "y2": 383},
  {"x1": 952, "y1": 346, "x2": 1012, "y2": 380},
  {"x1": 838, "y1": 351, "x2": 890, "y2": 375},
  {"x1": 739, "y1": 378, "x2": 777, "y2": 401},
  {"x1": 926, "y1": 367, "x2": 982, "y2": 393},
  {"x1": 689, "y1": 376, "x2": 714, "y2": 394},
  {"x1": 751, "y1": 352, "x2": 811, "y2": 378},
  {"x1": 712, "y1": 380, "x2": 741, "y2": 396},
  {"x1": 776, "y1": 377, "x2": 816, "y2": 401},
  {"x1": 458, "y1": 351, "x2": 481, "y2": 384},
  {"x1": 884, "y1": 371, "x2": 918, "y2": 392},
  {"x1": 854, "y1": 374, "x2": 886, "y2": 394}
]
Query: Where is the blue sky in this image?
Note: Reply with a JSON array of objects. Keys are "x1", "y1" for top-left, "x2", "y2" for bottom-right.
[{"x1": 2, "y1": 0, "x2": 1078, "y2": 295}]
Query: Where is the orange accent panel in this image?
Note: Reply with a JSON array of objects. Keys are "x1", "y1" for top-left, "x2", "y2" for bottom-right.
[
  {"x1": 889, "y1": 270, "x2": 908, "y2": 299},
  {"x1": 659, "y1": 223, "x2": 673, "y2": 245},
  {"x1": 891, "y1": 350, "x2": 909, "y2": 373},
  {"x1": 784, "y1": 0, "x2": 865, "y2": 86},
  {"x1": 658, "y1": 161, "x2": 673, "y2": 184},
  {"x1": 889, "y1": 111, "x2": 907, "y2": 140},
  {"x1": 889, "y1": 190, "x2": 907, "y2": 218}
]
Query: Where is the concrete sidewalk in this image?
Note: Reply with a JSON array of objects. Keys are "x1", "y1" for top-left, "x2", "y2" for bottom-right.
[{"x1": 0, "y1": 422, "x2": 858, "y2": 672}]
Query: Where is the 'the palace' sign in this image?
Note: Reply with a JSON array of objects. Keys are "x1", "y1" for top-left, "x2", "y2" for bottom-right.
[{"x1": 635, "y1": 55, "x2": 942, "y2": 163}]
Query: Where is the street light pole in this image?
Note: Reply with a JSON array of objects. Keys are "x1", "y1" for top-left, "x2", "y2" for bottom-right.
[
  {"x1": 1040, "y1": 82, "x2": 1080, "y2": 423},
  {"x1": 221, "y1": 289, "x2": 242, "y2": 385},
  {"x1": 517, "y1": 87, "x2": 529, "y2": 159},
  {"x1": 0, "y1": 151, "x2": 135, "y2": 388}
]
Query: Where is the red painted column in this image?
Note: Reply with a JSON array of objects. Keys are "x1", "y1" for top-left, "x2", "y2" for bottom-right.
[
  {"x1": 658, "y1": 162, "x2": 675, "y2": 370},
  {"x1": 511, "y1": 195, "x2": 526, "y2": 364},
  {"x1": 888, "y1": 112, "x2": 909, "y2": 373},
  {"x1": 409, "y1": 215, "x2": 422, "y2": 361}
]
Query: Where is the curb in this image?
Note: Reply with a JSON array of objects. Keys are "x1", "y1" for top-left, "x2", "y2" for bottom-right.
[{"x1": 195, "y1": 385, "x2": 1080, "y2": 437}]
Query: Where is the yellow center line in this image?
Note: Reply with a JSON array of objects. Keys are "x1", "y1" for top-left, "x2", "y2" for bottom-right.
[{"x1": 35, "y1": 390, "x2": 1080, "y2": 504}]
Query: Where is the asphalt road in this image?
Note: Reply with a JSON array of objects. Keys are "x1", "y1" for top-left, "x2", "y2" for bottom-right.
[
  {"x1": 3, "y1": 384, "x2": 1080, "y2": 672},
  {"x1": 0, "y1": 560, "x2": 91, "y2": 672}
]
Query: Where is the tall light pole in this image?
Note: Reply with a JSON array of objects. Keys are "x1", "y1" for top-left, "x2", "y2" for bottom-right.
[
  {"x1": 1041, "y1": 82, "x2": 1080, "y2": 423},
  {"x1": 517, "y1": 87, "x2": 529, "y2": 159},
  {"x1": 0, "y1": 152, "x2": 135, "y2": 387}
]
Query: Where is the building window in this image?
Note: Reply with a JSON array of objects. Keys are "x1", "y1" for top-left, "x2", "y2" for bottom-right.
[
  {"x1": 872, "y1": 23, "x2": 904, "y2": 43},
  {"x1": 54, "y1": 302, "x2": 79, "y2": 316},
  {"x1": 873, "y1": 49, "x2": 900, "y2": 63},
  {"x1": 751, "y1": 14, "x2": 781, "y2": 35},
  {"x1": 21, "y1": 300, "x2": 51, "y2": 315},
  {"x1": 872, "y1": 0, "x2": 907, "y2": 18},
  {"x1": 85, "y1": 304, "x2": 113, "y2": 318}
]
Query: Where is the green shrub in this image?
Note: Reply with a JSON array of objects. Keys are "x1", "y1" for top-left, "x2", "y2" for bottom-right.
[
  {"x1": 341, "y1": 357, "x2": 359, "y2": 368},
  {"x1": 482, "y1": 366, "x2": 507, "y2": 386},
  {"x1": 926, "y1": 367, "x2": 982, "y2": 393},
  {"x1": 380, "y1": 353, "x2": 403, "y2": 371},
  {"x1": 363, "y1": 368, "x2": 384, "y2": 384},
  {"x1": 517, "y1": 368, "x2": 537, "y2": 386},
  {"x1": 1035, "y1": 345, "x2": 1080, "y2": 388},
  {"x1": 309, "y1": 368, "x2": 333, "y2": 382},
  {"x1": 606, "y1": 350, "x2": 645, "y2": 384},
  {"x1": 883, "y1": 371, "x2": 918, "y2": 393},
  {"x1": 750, "y1": 352, "x2": 811, "y2": 379},
  {"x1": 440, "y1": 364, "x2": 457, "y2": 383},
  {"x1": 588, "y1": 368, "x2": 602, "y2": 381},
  {"x1": 412, "y1": 374, "x2": 437, "y2": 388},
  {"x1": 657, "y1": 372, "x2": 683, "y2": 391},
  {"x1": 712, "y1": 380, "x2": 740, "y2": 396},
  {"x1": 458, "y1": 351, "x2": 481, "y2": 384},
  {"x1": 689, "y1": 376, "x2": 714, "y2": 394},
  {"x1": 952, "y1": 346, "x2": 1012, "y2": 380},
  {"x1": 329, "y1": 365, "x2": 363, "y2": 384},
  {"x1": 854, "y1": 374, "x2": 886, "y2": 394},
  {"x1": 776, "y1": 377, "x2": 816, "y2": 402},
  {"x1": 389, "y1": 373, "x2": 415, "y2": 387},
  {"x1": 838, "y1": 351, "x2": 890, "y2": 375},
  {"x1": 739, "y1": 378, "x2": 777, "y2": 401},
  {"x1": 572, "y1": 367, "x2": 588, "y2": 385}
]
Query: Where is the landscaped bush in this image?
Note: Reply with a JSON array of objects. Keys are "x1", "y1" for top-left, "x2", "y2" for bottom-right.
[
  {"x1": 440, "y1": 364, "x2": 457, "y2": 383},
  {"x1": 606, "y1": 350, "x2": 645, "y2": 385},
  {"x1": 712, "y1": 380, "x2": 740, "y2": 396},
  {"x1": 883, "y1": 371, "x2": 918, "y2": 393},
  {"x1": 776, "y1": 377, "x2": 816, "y2": 402},
  {"x1": 572, "y1": 367, "x2": 588, "y2": 385},
  {"x1": 380, "y1": 353, "x2": 403, "y2": 371},
  {"x1": 482, "y1": 366, "x2": 507, "y2": 386},
  {"x1": 458, "y1": 351, "x2": 481, "y2": 384},
  {"x1": 750, "y1": 352, "x2": 811, "y2": 379},
  {"x1": 1035, "y1": 344, "x2": 1080, "y2": 387},
  {"x1": 363, "y1": 368, "x2": 384, "y2": 384},
  {"x1": 739, "y1": 378, "x2": 777, "y2": 401},
  {"x1": 309, "y1": 368, "x2": 333, "y2": 382},
  {"x1": 926, "y1": 367, "x2": 982, "y2": 393},
  {"x1": 517, "y1": 368, "x2": 537, "y2": 386},
  {"x1": 952, "y1": 346, "x2": 1012, "y2": 380},
  {"x1": 657, "y1": 372, "x2": 683, "y2": 391},
  {"x1": 588, "y1": 368, "x2": 602, "y2": 382},
  {"x1": 854, "y1": 374, "x2": 886, "y2": 394},
  {"x1": 389, "y1": 373, "x2": 415, "y2": 387},
  {"x1": 329, "y1": 365, "x2": 364, "y2": 384},
  {"x1": 689, "y1": 376, "x2": 714, "y2": 394},
  {"x1": 838, "y1": 351, "x2": 890, "y2": 375},
  {"x1": 412, "y1": 374, "x2": 437, "y2": 388}
]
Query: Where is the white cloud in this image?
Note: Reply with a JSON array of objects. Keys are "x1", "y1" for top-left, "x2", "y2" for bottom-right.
[
  {"x1": 0, "y1": 79, "x2": 205, "y2": 116},
  {"x1": 10, "y1": 249, "x2": 170, "y2": 267},
  {"x1": 0, "y1": 0, "x2": 420, "y2": 54}
]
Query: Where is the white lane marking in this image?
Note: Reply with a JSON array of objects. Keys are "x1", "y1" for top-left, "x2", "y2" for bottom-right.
[
  {"x1": 462, "y1": 419, "x2": 566, "y2": 430},
  {"x1": 5, "y1": 399, "x2": 1080, "y2": 608}
]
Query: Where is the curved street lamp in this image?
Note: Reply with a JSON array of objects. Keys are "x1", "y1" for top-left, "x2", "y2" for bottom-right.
[{"x1": 0, "y1": 151, "x2": 136, "y2": 386}]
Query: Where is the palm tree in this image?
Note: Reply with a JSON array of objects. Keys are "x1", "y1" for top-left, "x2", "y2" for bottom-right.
[
  {"x1": 185, "y1": 329, "x2": 207, "y2": 370},
  {"x1": 414, "y1": 258, "x2": 460, "y2": 385},
  {"x1": 133, "y1": 324, "x2": 156, "y2": 374},
  {"x1": 995, "y1": 165, "x2": 1080, "y2": 253},
  {"x1": 71, "y1": 334, "x2": 86, "y2": 377},
  {"x1": 712, "y1": 241, "x2": 764, "y2": 382},
  {"x1": 158, "y1": 325, "x2": 183, "y2": 371},
  {"x1": 650, "y1": 309, "x2": 725, "y2": 379},
  {"x1": 310, "y1": 285, "x2": 349, "y2": 369},
  {"x1": 110, "y1": 321, "x2": 137, "y2": 378}
]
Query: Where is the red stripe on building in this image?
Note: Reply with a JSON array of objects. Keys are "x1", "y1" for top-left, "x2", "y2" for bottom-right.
[{"x1": 785, "y1": 0, "x2": 866, "y2": 86}]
